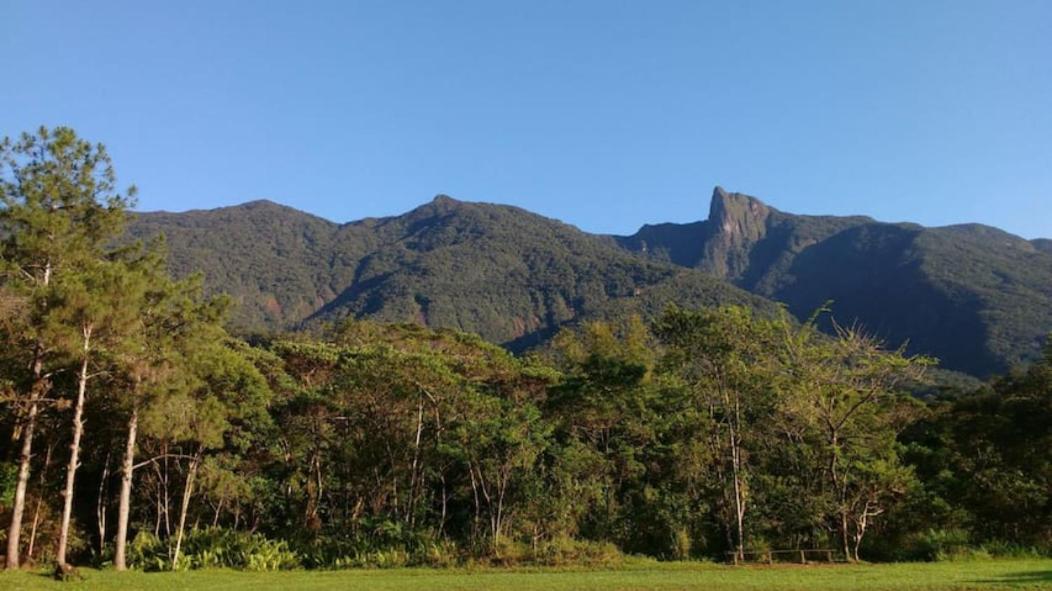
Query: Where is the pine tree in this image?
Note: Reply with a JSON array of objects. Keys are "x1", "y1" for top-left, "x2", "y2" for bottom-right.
[{"x1": 0, "y1": 127, "x2": 132, "y2": 569}]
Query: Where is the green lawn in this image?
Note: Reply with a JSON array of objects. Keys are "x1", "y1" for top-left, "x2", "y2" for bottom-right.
[{"x1": 1, "y1": 559, "x2": 1051, "y2": 590}]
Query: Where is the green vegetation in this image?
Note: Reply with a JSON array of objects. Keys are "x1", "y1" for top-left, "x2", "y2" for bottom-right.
[
  {"x1": 3, "y1": 560, "x2": 1052, "y2": 590},
  {"x1": 127, "y1": 195, "x2": 770, "y2": 351},
  {"x1": 130, "y1": 184, "x2": 1052, "y2": 378},
  {"x1": 620, "y1": 187, "x2": 1052, "y2": 377},
  {"x1": 1, "y1": 127, "x2": 1050, "y2": 583}
]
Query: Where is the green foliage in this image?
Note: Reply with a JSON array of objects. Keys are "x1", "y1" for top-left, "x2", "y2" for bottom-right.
[
  {"x1": 127, "y1": 195, "x2": 773, "y2": 349},
  {"x1": 2, "y1": 128, "x2": 1050, "y2": 572},
  {"x1": 622, "y1": 188, "x2": 1052, "y2": 377},
  {"x1": 128, "y1": 185, "x2": 1052, "y2": 378},
  {"x1": 126, "y1": 528, "x2": 298, "y2": 571}
]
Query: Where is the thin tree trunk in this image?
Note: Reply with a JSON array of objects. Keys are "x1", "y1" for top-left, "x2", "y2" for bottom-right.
[
  {"x1": 96, "y1": 451, "x2": 111, "y2": 558},
  {"x1": 27, "y1": 443, "x2": 56, "y2": 563},
  {"x1": 114, "y1": 405, "x2": 138, "y2": 571},
  {"x1": 729, "y1": 395, "x2": 746, "y2": 563},
  {"x1": 212, "y1": 498, "x2": 224, "y2": 528},
  {"x1": 171, "y1": 448, "x2": 202, "y2": 569},
  {"x1": 407, "y1": 398, "x2": 424, "y2": 525},
  {"x1": 7, "y1": 399, "x2": 40, "y2": 568},
  {"x1": 56, "y1": 326, "x2": 92, "y2": 565},
  {"x1": 7, "y1": 362, "x2": 46, "y2": 569},
  {"x1": 840, "y1": 510, "x2": 851, "y2": 562},
  {"x1": 6, "y1": 260, "x2": 51, "y2": 569},
  {"x1": 161, "y1": 447, "x2": 171, "y2": 538}
]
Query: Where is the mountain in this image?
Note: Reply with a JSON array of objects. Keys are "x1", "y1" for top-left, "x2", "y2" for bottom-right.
[
  {"x1": 128, "y1": 196, "x2": 772, "y2": 350},
  {"x1": 129, "y1": 189, "x2": 1052, "y2": 377},
  {"x1": 618, "y1": 188, "x2": 1052, "y2": 376}
]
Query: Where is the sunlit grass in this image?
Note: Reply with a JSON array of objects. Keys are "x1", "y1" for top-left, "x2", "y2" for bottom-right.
[{"x1": 2, "y1": 558, "x2": 1051, "y2": 590}]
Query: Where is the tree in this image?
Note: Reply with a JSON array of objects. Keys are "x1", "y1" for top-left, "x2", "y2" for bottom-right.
[
  {"x1": 142, "y1": 338, "x2": 271, "y2": 569},
  {"x1": 654, "y1": 306, "x2": 780, "y2": 562},
  {"x1": 51, "y1": 257, "x2": 146, "y2": 564},
  {"x1": 108, "y1": 250, "x2": 229, "y2": 570},
  {"x1": 0, "y1": 126, "x2": 132, "y2": 568},
  {"x1": 778, "y1": 318, "x2": 929, "y2": 561}
]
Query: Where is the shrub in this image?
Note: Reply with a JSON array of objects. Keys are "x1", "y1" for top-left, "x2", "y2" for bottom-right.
[
  {"x1": 532, "y1": 537, "x2": 624, "y2": 567},
  {"x1": 127, "y1": 531, "x2": 169, "y2": 571},
  {"x1": 182, "y1": 527, "x2": 298, "y2": 571},
  {"x1": 127, "y1": 528, "x2": 298, "y2": 571},
  {"x1": 672, "y1": 528, "x2": 692, "y2": 561},
  {"x1": 905, "y1": 529, "x2": 976, "y2": 561}
]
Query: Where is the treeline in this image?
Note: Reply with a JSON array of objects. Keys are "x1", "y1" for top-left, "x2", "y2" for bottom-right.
[{"x1": 0, "y1": 127, "x2": 1050, "y2": 571}]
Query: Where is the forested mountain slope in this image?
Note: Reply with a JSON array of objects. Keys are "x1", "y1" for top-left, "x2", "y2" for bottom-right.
[
  {"x1": 129, "y1": 196, "x2": 771, "y2": 349},
  {"x1": 618, "y1": 187, "x2": 1052, "y2": 376},
  {"x1": 130, "y1": 189, "x2": 1052, "y2": 376}
]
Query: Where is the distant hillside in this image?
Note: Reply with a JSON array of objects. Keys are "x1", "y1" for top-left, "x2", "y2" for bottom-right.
[
  {"x1": 618, "y1": 188, "x2": 1052, "y2": 376},
  {"x1": 130, "y1": 189, "x2": 1052, "y2": 376},
  {"x1": 129, "y1": 196, "x2": 772, "y2": 350}
]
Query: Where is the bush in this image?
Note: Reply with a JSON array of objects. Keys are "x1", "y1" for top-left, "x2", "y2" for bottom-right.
[
  {"x1": 980, "y1": 540, "x2": 1047, "y2": 559},
  {"x1": 672, "y1": 528, "x2": 692, "y2": 561},
  {"x1": 183, "y1": 528, "x2": 299, "y2": 571},
  {"x1": 531, "y1": 537, "x2": 624, "y2": 567},
  {"x1": 127, "y1": 531, "x2": 169, "y2": 571},
  {"x1": 905, "y1": 529, "x2": 977, "y2": 561},
  {"x1": 127, "y1": 528, "x2": 298, "y2": 571}
]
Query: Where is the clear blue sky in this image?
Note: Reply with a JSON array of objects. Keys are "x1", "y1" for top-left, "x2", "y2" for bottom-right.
[{"x1": 2, "y1": 1, "x2": 1050, "y2": 238}]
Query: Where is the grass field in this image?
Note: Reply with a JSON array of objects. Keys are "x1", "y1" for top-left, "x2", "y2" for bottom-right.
[{"x1": 1, "y1": 559, "x2": 1051, "y2": 590}]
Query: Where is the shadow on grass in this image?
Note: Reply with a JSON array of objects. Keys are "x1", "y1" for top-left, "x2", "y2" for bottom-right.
[{"x1": 971, "y1": 570, "x2": 1052, "y2": 585}]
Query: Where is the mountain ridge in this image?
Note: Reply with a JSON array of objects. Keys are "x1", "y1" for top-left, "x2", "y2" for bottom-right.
[
  {"x1": 128, "y1": 193, "x2": 773, "y2": 352},
  {"x1": 617, "y1": 188, "x2": 1052, "y2": 376},
  {"x1": 128, "y1": 188, "x2": 1052, "y2": 376}
]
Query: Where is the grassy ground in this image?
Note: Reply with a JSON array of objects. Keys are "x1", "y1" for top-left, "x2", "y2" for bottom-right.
[{"x1": 1, "y1": 559, "x2": 1051, "y2": 590}]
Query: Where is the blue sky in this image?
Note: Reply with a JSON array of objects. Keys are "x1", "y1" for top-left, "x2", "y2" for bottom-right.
[{"x1": 2, "y1": 1, "x2": 1050, "y2": 238}]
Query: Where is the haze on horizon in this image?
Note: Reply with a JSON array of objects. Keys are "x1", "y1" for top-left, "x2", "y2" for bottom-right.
[{"x1": 2, "y1": 1, "x2": 1050, "y2": 239}]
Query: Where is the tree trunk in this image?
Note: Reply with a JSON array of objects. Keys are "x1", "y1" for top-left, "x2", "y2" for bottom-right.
[
  {"x1": 729, "y1": 401, "x2": 746, "y2": 563},
  {"x1": 114, "y1": 405, "x2": 138, "y2": 571},
  {"x1": 840, "y1": 510, "x2": 851, "y2": 562},
  {"x1": 7, "y1": 385, "x2": 42, "y2": 569},
  {"x1": 96, "y1": 452, "x2": 111, "y2": 558},
  {"x1": 27, "y1": 443, "x2": 55, "y2": 563},
  {"x1": 6, "y1": 260, "x2": 51, "y2": 569},
  {"x1": 56, "y1": 326, "x2": 92, "y2": 565},
  {"x1": 171, "y1": 448, "x2": 201, "y2": 569}
]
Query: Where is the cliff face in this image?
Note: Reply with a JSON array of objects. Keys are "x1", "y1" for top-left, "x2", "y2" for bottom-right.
[
  {"x1": 699, "y1": 187, "x2": 773, "y2": 280},
  {"x1": 618, "y1": 187, "x2": 1052, "y2": 377}
]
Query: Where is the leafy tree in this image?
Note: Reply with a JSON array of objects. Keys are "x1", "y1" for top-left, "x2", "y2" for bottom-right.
[
  {"x1": 778, "y1": 318, "x2": 929, "y2": 560},
  {"x1": 51, "y1": 257, "x2": 148, "y2": 564},
  {"x1": 0, "y1": 126, "x2": 132, "y2": 568},
  {"x1": 654, "y1": 306, "x2": 781, "y2": 562}
]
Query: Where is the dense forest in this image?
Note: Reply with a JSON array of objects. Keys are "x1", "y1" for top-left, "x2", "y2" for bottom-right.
[
  {"x1": 126, "y1": 180, "x2": 1052, "y2": 380},
  {"x1": 1, "y1": 128, "x2": 1050, "y2": 573}
]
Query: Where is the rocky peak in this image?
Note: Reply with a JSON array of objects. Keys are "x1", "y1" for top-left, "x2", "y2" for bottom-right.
[
  {"x1": 707, "y1": 186, "x2": 771, "y2": 240},
  {"x1": 700, "y1": 187, "x2": 773, "y2": 280}
]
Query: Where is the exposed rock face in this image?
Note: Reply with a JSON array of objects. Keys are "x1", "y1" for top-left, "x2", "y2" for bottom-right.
[
  {"x1": 700, "y1": 187, "x2": 773, "y2": 279},
  {"x1": 618, "y1": 186, "x2": 1052, "y2": 377}
]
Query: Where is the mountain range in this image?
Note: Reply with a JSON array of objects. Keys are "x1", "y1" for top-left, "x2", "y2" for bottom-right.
[{"x1": 128, "y1": 188, "x2": 1052, "y2": 378}]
